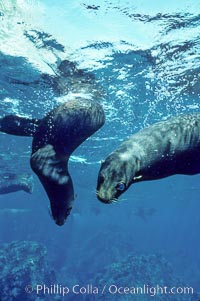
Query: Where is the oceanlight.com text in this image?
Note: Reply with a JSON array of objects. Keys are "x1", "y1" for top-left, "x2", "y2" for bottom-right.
[{"x1": 25, "y1": 283, "x2": 194, "y2": 297}]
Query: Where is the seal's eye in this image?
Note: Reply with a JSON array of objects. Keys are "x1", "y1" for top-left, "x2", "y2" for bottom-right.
[{"x1": 116, "y1": 182, "x2": 126, "y2": 191}]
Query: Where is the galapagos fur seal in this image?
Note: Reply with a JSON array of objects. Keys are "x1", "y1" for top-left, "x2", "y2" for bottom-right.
[
  {"x1": 0, "y1": 173, "x2": 33, "y2": 195},
  {"x1": 97, "y1": 113, "x2": 200, "y2": 203},
  {"x1": 31, "y1": 98, "x2": 105, "y2": 225},
  {"x1": 0, "y1": 99, "x2": 105, "y2": 225}
]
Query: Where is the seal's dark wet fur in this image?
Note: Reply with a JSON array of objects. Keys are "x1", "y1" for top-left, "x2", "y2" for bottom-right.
[
  {"x1": 97, "y1": 114, "x2": 200, "y2": 203},
  {"x1": 31, "y1": 99, "x2": 105, "y2": 225},
  {"x1": 0, "y1": 99, "x2": 105, "y2": 225}
]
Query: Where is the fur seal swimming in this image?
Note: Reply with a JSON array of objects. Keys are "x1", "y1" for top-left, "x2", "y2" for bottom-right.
[
  {"x1": 97, "y1": 113, "x2": 200, "y2": 203},
  {"x1": 0, "y1": 173, "x2": 33, "y2": 195},
  {"x1": 0, "y1": 99, "x2": 105, "y2": 225}
]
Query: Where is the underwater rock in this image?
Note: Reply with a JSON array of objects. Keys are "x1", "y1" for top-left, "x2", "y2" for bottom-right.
[
  {"x1": 0, "y1": 241, "x2": 58, "y2": 301},
  {"x1": 63, "y1": 227, "x2": 135, "y2": 285},
  {"x1": 93, "y1": 254, "x2": 194, "y2": 301}
]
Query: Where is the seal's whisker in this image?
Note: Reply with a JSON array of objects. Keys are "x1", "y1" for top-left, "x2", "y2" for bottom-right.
[
  {"x1": 113, "y1": 197, "x2": 118, "y2": 202},
  {"x1": 111, "y1": 199, "x2": 119, "y2": 204},
  {"x1": 92, "y1": 188, "x2": 98, "y2": 195},
  {"x1": 48, "y1": 206, "x2": 53, "y2": 220},
  {"x1": 117, "y1": 198, "x2": 127, "y2": 203}
]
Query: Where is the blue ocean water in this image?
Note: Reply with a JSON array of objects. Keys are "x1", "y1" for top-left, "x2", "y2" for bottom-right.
[{"x1": 0, "y1": 0, "x2": 200, "y2": 300}]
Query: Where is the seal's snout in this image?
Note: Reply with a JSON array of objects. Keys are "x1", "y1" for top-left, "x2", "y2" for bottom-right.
[
  {"x1": 96, "y1": 175, "x2": 117, "y2": 204},
  {"x1": 52, "y1": 205, "x2": 72, "y2": 226},
  {"x1": 55, "y1": 218, "x2": 66, "y2": 226},
  {"x1": 51, "y1": 208, "x2": 70, "y2": 226},
  {"x1": 96, "y1": 191, "x2": 113, "y2": 204}
]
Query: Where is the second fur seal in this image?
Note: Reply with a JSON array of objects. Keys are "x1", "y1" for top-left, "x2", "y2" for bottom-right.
[
  {"x1": 97, "y1": 114, "x2": 200, "y2": 203},
  {"x1": 0, "y1": 99, "x2": 105, "y2": 225}
]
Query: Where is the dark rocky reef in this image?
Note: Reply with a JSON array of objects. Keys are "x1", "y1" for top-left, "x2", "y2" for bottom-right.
[
  {"x1": 0, "y1": 241, "x2": 58, "y2": 301},
  {"x1": 92, "y1": 254, "x2": 194, "y2": 301}
]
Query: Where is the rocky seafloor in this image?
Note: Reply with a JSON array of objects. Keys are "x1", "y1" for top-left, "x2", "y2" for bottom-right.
[
  {"x1": 0, "y1": 241, "x2": 198, "y2": 301},
  {"x1": 0, "y1": 241, "x2": 58, "y2": 301}
]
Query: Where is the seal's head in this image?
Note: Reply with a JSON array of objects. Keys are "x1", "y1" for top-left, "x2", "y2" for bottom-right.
[
  {"x1": 47, "y1": 175, "x2": 74, "y2": 226},
  {"x1": 96, "y1": 152, "x2": 134, "y2": 203},
  {"x1": 30, "y1": 144, "x2": 74, "y2": 226}
]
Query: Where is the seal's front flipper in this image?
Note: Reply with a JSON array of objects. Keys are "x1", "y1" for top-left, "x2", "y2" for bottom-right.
[
  {"x1": 30, "y1": 144, "x2": 74, "y2": 226},
  {"x1": 0, "y1": 115, "x2": 40, "y2": 136}
]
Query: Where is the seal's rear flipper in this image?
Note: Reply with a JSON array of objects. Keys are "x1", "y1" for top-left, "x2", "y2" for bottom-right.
[
  {"x1": 0, "y1": 115, "x2": 40, "y2": 136},
  {"x1": 30, "y1": 144, "x2": 74, "y2": 226}
]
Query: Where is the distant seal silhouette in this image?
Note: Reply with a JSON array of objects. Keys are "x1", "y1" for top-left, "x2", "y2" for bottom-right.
[
  {"x1": 97, "y1": 114, "x2": 200, "y2": 203},
  {"x1": 0, "y1": 99, "x2": 105, "y2": 225},
  {"x1": 10, "y1": 59, "x2": 102, "y2": 99},
  {"x1": 0, "y1": 173, "x2": 33, "y2": 195}
]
